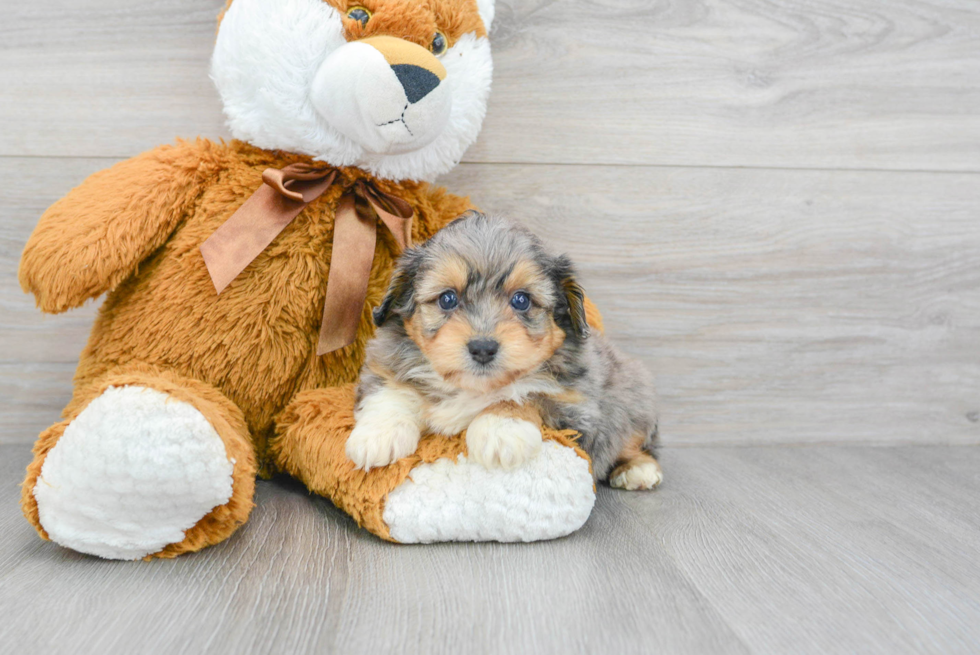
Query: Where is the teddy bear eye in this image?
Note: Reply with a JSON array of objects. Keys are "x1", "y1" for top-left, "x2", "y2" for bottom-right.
[
  {"x1": 347, "y1": 6, "x2": 371, "y2": 26},
  {"x1": 438, "y1": 290, "x2": 459, "y2": 311},
  {"x1": 430, "y1": 32, "x2": 448, "y2": 56}
]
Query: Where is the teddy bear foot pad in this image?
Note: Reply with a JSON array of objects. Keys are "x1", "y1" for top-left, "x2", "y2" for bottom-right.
[
  {"x1": 383, "y1": 441, "x2": 596, "y2": 543},
  {"x1": 33, "y1": 386, "x2": 235, "y2": 560}
]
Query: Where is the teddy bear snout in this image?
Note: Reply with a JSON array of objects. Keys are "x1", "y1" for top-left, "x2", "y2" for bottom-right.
[
  {"x1": 309, "y1": 36, "x2": 452, "y2": 156},
  {"x1": 392, "y1": 64, "x2": 441, "y2": 104}
]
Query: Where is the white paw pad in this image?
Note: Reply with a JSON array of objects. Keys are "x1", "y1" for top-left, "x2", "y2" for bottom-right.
[
  {"x1": 610, "y1": 461, "x2": 663, "y2": 491},
  {"x1": 33, "y1": 386, "x2": 235, "y2": 560},
  {"x1": 465, "y1": 414, "x2": 543, "y2": 470},
  {"x1": 346, "y1": 416, "x2": 421, "y2": 471}
]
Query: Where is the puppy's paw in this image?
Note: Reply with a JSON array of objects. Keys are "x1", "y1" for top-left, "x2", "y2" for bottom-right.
[
  {"x1": 610, "y1": 459, "x2": 663, "y2": 491},
  {"x1": 346, "y1": 416, "x2": 421, "y2": 471},
  {"x1": 465, "y1": 414, "x2": 543, "y2": 470}
]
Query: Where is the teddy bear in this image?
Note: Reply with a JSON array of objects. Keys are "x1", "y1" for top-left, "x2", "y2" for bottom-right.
[{"x1": 17, "y1": 0, "x2": 599, "y2": 560}]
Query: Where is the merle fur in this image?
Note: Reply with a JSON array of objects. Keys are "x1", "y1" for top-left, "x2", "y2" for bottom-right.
[{"x1": 363, "y1": 212, "x2": 659, "y2": 480}]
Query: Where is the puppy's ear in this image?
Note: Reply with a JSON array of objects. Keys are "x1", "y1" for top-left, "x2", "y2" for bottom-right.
[
  {"x1": 445, "y1": 209, "x2": 484, "y2": 230},
  {"x1": 374, "y1": 247, "x2": 424, "y2": 327},
  {"x1": 550, "y1": 254, "x2": 590, "y2": 341}
]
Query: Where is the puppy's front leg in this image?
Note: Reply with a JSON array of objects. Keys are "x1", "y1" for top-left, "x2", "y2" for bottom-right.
[
  {"x1": 466, "y1": 402, "x2": 543, "y2": 470},
  {"x1": 346, "y1": 383, "x2": 423, "y2": 471}
]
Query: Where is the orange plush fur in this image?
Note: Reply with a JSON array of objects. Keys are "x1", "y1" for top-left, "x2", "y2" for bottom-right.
[{"x1": 219, "y1": 1, "x2": 486, "y2": 44}]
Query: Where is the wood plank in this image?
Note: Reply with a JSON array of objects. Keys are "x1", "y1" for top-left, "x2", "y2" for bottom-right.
[
  {"x1": 0, "y1": 0, "x2": 229, "y2": 159},
  {"x1": 0, "y1": 157, "x2": 103, "y2": 444},
  {"x1": 451, "y1": 164, "x2": 980, "y2": 446},
  {"x1": 2, "y1": 158, "x2": 979, "y2": 446},
  {"x1": 0, "y1": 444, "x2": 747, "y2": 655},
  {"x1": 0, "y1": 156, "x2": 103, "y2": 363},
  {"x1": 0, "y1": 364, "x2": 78, "y2": 446},
  {"x1": 1, "y1": 0, "x2": 978, "y2": 170},
  {"x1": 655, "y1": 445, "x2": 980, "y2": 654},
  {"x1": 478, "y1": 0, "x2": 980, "y2": 171},
  {"x1": 764, "y1": 446, "x2": 980, "y2": 582},
  {"x1": 3, "y1": 444, "x2": 980, "y2": 654}
]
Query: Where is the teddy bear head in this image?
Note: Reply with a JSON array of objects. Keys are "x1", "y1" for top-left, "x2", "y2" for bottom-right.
[{"x1": 212, "y1": 0, "x2": 495, "y2": 182}]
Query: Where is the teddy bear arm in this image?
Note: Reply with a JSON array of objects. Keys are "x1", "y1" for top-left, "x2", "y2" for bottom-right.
[{"x1": 19, "y1": 140, "x2": 220, "y2": 314}]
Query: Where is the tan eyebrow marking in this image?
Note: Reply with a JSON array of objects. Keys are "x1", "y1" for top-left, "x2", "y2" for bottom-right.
[{"x1": 416, "y1": 254, "x2": 470, "y2": 300}]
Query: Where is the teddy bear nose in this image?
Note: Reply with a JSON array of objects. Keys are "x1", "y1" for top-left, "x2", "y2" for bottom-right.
[
  {"x1": 391, "y1": 64, "x2": 441, "y2": 104},
  {"x1": 467, "y1": 338, "x2": 499, "y2": 365}
]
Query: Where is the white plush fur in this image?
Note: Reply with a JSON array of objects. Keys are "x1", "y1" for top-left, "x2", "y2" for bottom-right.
[
  {"x1": 477, "y1": 0, "x2": 495, "y2": 31},
  {"x1": 610, "y1": 461, "x2": 663, "y2": 491},
  {"x1": 33, "y1": 386, "x2": 235, "y2": 560},
  {"x1": 310, "y1": 41, "x2": 452, "y2": 155},
  {"x1": 383, "y1": 440, "x2": 595, "y2": 543},
  {"x1": 212, "y1": 0, "x2": 494, "y2": 182},
  {"x1": 347, "y1": 384, "x2": 423, "y2": 471},
  {"x1": 465, "y1": 413, "x2": 543, "y2": 470}
]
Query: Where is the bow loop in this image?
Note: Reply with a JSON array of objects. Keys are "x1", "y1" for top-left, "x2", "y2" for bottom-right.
[
  {"x1": 200, "y1": 163, "x2": 415, "y2": 356},
  {"x1": 262, "y1": 164, "x2": 337, "y2": 203},
  {"x1": 353, "y1": 178, "x2": 415, "y2": 251}
]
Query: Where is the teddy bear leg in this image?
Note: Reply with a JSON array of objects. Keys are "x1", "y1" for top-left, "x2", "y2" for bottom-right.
[
  {"x1": 273, "y1": 385, "x2": 596, "y2": 544},
  {"x1": 22, "y1": 367, "x2": 256, "y2": 560}
]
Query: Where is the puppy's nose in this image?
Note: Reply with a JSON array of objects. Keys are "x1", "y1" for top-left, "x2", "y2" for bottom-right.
[
  {"x1": 392, "y1": 65, "x2": 441, "y2": 104},
  {"x1": 467, "y1": 338, "x2": 499, "y2": 365}
]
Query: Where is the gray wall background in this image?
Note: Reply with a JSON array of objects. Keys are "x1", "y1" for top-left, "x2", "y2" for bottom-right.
[{"x1": 1, "y1": 0, "x2": 978, "y2": 446}]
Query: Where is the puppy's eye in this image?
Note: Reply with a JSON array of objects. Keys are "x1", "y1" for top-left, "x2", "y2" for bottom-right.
[
  {"x1": 438, "y1": 290, "x2": 459, "y2": 311},
  {"x1": 510, "y1": 292, "x2": 531, "y2": 311},
  {"x1": 431, "y1": 31, "x2": 448, "y2": 56},
  {"x1": 347, "y1": 6, "x2": 371, "y2": 26}
]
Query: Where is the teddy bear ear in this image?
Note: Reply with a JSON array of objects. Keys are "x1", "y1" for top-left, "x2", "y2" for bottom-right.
[{"x1": 476, "y1": 0, "x2": 495, "y2": 31}]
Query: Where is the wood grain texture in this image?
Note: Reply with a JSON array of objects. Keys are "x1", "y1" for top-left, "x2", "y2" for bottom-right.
[
  {"x1": 444, "y1": 163, "x2": 980, "y2": 446},
  {"x1": 5, "y1": 157, "x2": 977, "y2": 446},
  {"x1": 0, "y1": 0, "x2": 978, "y2": 170},
  {"x1": 0, "y1": 158, "x2": 104, "y2": 442},
  {"x1": 660, "y1": 447, "x2": 980, "y2": 654},
  {"x1": 4, "y1": 1, "x2": 979, "y2": 652},
  {"x1": 3, "y1": 443, "x2": 980, "y2": 654}
]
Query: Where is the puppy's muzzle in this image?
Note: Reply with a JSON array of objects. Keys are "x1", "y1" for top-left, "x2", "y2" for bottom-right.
[{"x1": 467, "y1": 338, "x2": 499, "y2": 365}]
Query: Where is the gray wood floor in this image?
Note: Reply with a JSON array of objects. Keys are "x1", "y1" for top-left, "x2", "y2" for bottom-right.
[
  {"x1": 3, "y1": 443, "x2": 980, "y2": 654},
  {"x1": 2, "y1": 0, "x2": 979, "y2": 653}
]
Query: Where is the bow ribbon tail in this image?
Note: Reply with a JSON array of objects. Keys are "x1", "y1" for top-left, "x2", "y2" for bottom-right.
[
  {"x1": 316, "y1": 194, "x2": 379, "y2": 356},
  {"x1": 316, "y1": 183, "x2": 415, "y2": 356},
  {"x1": 200, "y1": 168, "x2": 337, "y2": 293}
]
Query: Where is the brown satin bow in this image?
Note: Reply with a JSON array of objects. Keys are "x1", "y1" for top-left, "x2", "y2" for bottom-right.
[{"x1": 199, "y1": 162, "x2": 414, "y2": 356}]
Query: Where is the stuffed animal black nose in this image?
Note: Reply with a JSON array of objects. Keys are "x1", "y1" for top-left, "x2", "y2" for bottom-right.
[
  {"x1": 392, "y1": 64, "x2": 441, "y2": 104},
  {"x1": 467, "y1": 338, "x2": 499, "y2": 365}
]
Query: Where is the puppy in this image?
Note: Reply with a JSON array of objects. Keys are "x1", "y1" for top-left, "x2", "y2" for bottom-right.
[{"x1": 346, "y1": 212, "x2": 662, "y2": 490}]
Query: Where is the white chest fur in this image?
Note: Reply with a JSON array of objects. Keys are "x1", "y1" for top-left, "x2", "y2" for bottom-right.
[{"x1": 422, "y1": 376, "x2": 563, "y2": 436}]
